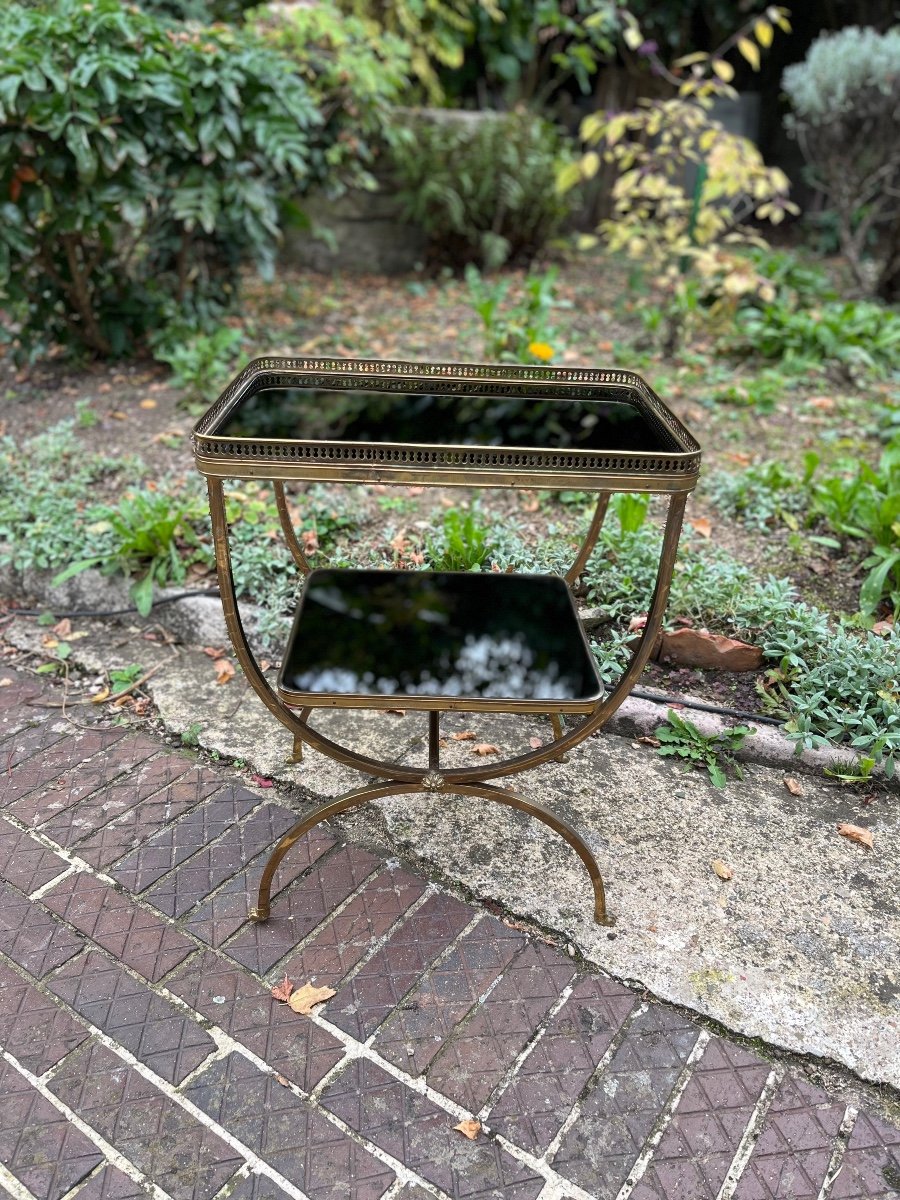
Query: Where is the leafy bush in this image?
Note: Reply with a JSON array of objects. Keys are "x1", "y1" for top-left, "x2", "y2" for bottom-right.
[
  {"x1": 388, "y1": 108, "x2": 574, "y2": 269},
  {"x1": 465, "y1": 265, "x2": 567, "y2": 362},
  {"x1": 151, "y1": 324, "x2": 247, "y2": 409},
  {"x1": 808, "y1": 437, "x2": 900, "y2": 617},
  {"x1": 251, "y1": 1, "x2": 412, "y2": 187},
  {"x1": 0, "y1": 0, "x2": 321, "y2": 358},
  {"x1": 138, "y1": 0, "x2": 255, "y2": 21},
  {"x1": 336, "y1": 0, "x2": 496, "y2": 102},
  {"x1": 736, "y1": 299, "x2": 900, "y2": 378},
  {"x1": 783, "y1": 26, "x2": 900, "y2": 299},
  {"x1": 562, "y1": 7, "x2": 796, "y2": 333}
]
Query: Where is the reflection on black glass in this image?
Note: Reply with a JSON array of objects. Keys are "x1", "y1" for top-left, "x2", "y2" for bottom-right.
[
  {"x1": 220, "y1": 386, "x2": 671, "y2": 453},
  {"x1": 280, "y1": 570, "x2": 602, "y2": 704}
]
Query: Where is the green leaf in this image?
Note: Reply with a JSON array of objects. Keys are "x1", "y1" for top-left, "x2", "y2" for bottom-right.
[{"x1": 130, "y1": 572, "x2": 155, "y2": 618}]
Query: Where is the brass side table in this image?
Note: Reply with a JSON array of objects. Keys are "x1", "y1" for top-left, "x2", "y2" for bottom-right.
[{"x1": 192, "y1": 357, "x2": 700, "y2": 928}]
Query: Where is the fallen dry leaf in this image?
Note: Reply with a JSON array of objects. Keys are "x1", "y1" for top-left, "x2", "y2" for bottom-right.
[
  {"x1": 90, "y1": 687, "x2": 111, "y2": 704},
  {"x1": 52, "y1": 618, "x2": 72, "y2": 638},
  {"x1": 406, "y1": 486, "x2": 424, "y2": 496},
  {"x1": 472, "y1": 743, "x2": 500, "y2": 756},
  {"x1": 451, "y1": 731, "x2": 476, "y2": 741},
  {"x1": 275, "y1": 1074, "x2": 290, "y2": 1087},
  {"x1": 454, "y1": 1120, "x2": 482, "y2": 1141},
  {"x1": 724, "y1": 451, "x2": 752, "y2": 466},
  {"x1": 872, "y1": 619, "x2": 894, "y2": 636},
  {"x1": 301, "y1": 529, "x2": 319, "y2": 554},
  {"x1": 288, "y1": 982, "x2": 336, "y2": 1015},
  {"x1": 0, "y1": 679, "x2": 12, "y2": 689},
  {"x1": 711, "y1": 859, "x2": 734, "y2": 881},
  {"x1": 520, "y1": 492, "x2": 540, "y2": 513},
  {"x1": 637, "y1": 736, "x2": 661, "y2": 748},
  {"x1": 690, "y1": 517, "x2": 712, "y2": 539},
  {"x1": 837, "y1": 823, "x2": 874, "y2": 850},
  {"x1": 213, "y1": 659, "x2": 235, "y2": 685},
  {"x1": 529, "y1": 737, "x2": 543, "y2": 748},
  {"x1": 139, "y1": 398, "x2": 157, "y2": 409},
  {"x1": 271, "y1": 976, "x2": 294, "y2": 1003},
  {"x1": 808, "y1": 395, "x2": 835, "y2": 410},
  {"x1": 41, "y1": 635, "x2": 59, "y2": 649},
  {"x1": 783, "y1": 776, "x2": 804, "y2": 797},
  {"x1": 251, "y1": 774, "x2": 274, "y2": 788},
  {"x1": 628, "y1": 613, "x2": 648, "y2": 632},
  {"x1": 202, "y1": 646, "x2": 227, "y2": 659},
  {"x1": 385, "y1": 707, "x2": 406, "y2": 716},
  {"x1": 109, "y1": 410, "x2": 127, "y2": 420}
]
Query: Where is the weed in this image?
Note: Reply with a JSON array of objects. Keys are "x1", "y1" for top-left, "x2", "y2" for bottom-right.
[
  {"x1": 75, "y1": 399, "x2": 99, "y2": 428},
  {"x1": 52, "y1": 488, "x2": 208, "y2": 617},
  {"x1": 427, "y1": 508, "x2": 492, "y2": 571},
  {"x1": 655, "y1": 709, "x2": 754, "y2": 788},
  {"x1": 465, "y1": 265, "x2": 568, "y2": 363},
  {"x1": 609, "y1": 492, "x2": 650, "y2": 536},
  {"x1": 823, "y1": 755, "x2": 877, "y2": 783},
  {"x1": 737, "y1": 299, "x2": 900, "y2": 378},
  {"x1": 152, "y1": 324, "x2": 246, "y2": 408},
  {"x1": 109, "y1": 663, "x2": 144, "y2": 693},
  {"x1": 181, "y1": 722, "x2": 203, "y2": 747},
  {"x1": 705, "y1": 460, "x2": 811, "y2": 532}
]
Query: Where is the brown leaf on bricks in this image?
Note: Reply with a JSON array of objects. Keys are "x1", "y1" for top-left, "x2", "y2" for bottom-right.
[
  {"x1": 711, "y1": 859, "x2": 734, "y2": 880},
  {"x1": 270, "y1": 976, "x2": 294, "y2": 1003},
  {"x1": 454, "y1": 1120, "x2": 482, "y2": 1140},
  {"x1": 288, "y1": 982, "x2": 336, "y2": 1015},
  {"x1": 451, "y1": 731, "x2": 476, "y2": 741},
  {"x1": 472, "y1": 743, "x2": 500, "y2": 756},
  {"x1": 837, "y1": 823, "x2": 874, "y2": 850},
  {"x1": 783, "y1": 776, "x2": 804, "y2": 796}
]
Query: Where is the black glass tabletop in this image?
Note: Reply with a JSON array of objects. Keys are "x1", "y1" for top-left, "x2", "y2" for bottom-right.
[
  {"x1": 217, "y1": 385, "x2": 674, "y2": 454},
  {"x1": 278, "y1": 569, "x2": 604, "y2": 712}
]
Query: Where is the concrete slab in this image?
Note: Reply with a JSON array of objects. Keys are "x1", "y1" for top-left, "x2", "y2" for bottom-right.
[{"x1": 372, "y1": 719, "x2": 900, "y2": 1090}]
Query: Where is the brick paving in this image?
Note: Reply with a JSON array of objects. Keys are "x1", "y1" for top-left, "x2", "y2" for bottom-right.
[{"x1": 0, "y1": 663, "x2": 898, "y2": 1200}]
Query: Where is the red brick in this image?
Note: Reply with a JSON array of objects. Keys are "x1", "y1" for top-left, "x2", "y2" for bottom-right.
[
  {"x1": 0, "y1": 957, "x2": 89, "y2": 1075},
  {"x1": 166, "y1": 950, "x2": 345, "y2": 1091},
  {"x1": 830, "y1": 1110, "x2": 900, "y2": 1199},
  {"x1": 185, "y1": 1052, "x2": 395, "y2": 1199},
  {"x1": 48, "y1": 1041, "x2": 243, "y2": 1200},
  {"x1": 222, "y1": 843, "x2": 379, "y2": 976},
  {"x1": 629, "y1": 1037, "x2": 770, "y2": 1200},
  {"x1": 426, "y1": 941, "x2": 576, "y2": 1113},
  {"x1": 0, "y1": 880, "x2": 83, "y2": 977},
  {"x1": 0, "y1": 819, "x2": 69, "y2": 894},
  {"x1": 42, "y1": 871, "x2": 194, "y2": 982}
]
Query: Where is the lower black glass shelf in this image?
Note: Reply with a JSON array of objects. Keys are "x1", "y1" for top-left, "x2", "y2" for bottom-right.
[{"x1": 277, "y1": 568, "x2": 604, "y2": 713}]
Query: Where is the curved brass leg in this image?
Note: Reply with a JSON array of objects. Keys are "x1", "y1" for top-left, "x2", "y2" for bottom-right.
[
  {"x1": 250, "y1": 780, "x2": 613, "y2": 927},
  {"x1": 274, "y1": 481, "x2": 312, "y2": 575},
  {"x1": 565, "y1": 492, "x2": 610, "y2": 584},
  {"x1": 548, "y1": 712, "x2": 568, "y2": 762}
]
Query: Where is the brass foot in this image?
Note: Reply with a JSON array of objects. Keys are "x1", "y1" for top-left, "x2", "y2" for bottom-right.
[
  {"x1": 549, "y1": 712, "x2": 569, "y2": 763},
  {"x1": 248, "y1": 905, "x2": 270, "y2": 923},
  {"x1": 290, "y1": 733, "x2": 303, "y2": 764}
]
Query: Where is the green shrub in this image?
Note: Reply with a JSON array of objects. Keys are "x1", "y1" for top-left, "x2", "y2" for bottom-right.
[
  {"x1": 0, "y1": 0, "x2": 321, "y2": 358},
  {"x1": 736, "y1": 299, "x2": 900, "y2": 378},
  {"x1": 427, "y1": 508, "x2": 492, "y2": 571},
  {"x1": 388, "y1": 108, "x2": 574, "y2": 269},
  {"x1": 138, "y1": 0, "x2": 255, "y2": 21},
  {"x1": 151, "y1": 324, "x2": 247, "y2": 408},
  {"x1": 251, "y1": 1, "x2": 412, "y2": 187},
  {"x1": 808, "y1": 438, "x2": 900, "y2": 617},
  {"x1": 783, "y1": 26, "x2": 900, "y2": 298},
  {"x1": 705, "y1": 460, "x2": 812, "y2": 532}
]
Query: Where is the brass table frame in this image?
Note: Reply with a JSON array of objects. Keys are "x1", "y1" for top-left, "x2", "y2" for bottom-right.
[{"x1": 193, "y1": 357, "x2": 700, "y2": 928}]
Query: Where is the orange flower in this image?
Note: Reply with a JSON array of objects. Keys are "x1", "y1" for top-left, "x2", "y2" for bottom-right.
[{"x1": 528, "y1": 342, "x2": 555, "y2": 361}]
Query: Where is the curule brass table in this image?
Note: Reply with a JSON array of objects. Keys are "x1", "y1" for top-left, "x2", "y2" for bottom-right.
[{"x1": 192, "y1": 357, "x2": 700, "y2": 929}]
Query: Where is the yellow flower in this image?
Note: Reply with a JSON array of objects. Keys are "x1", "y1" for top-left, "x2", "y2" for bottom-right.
[{"x1": 528, "y1": 342, "x2": 555, "y2": 361}]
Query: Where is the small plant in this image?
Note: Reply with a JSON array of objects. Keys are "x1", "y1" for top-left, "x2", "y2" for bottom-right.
[
  {"x1": 52, "y1": 490, "x2": 207, "y2": 617},
  {"x1": 823, "y1": 754, "x2": 877, "y2": 784},
  {"x1": 152, "y1": 325, "x2": 246, "y2": 408},
  {"x1": 427, "y1": 508, "x2": 492, "y2": 571},
  {"x1": 808, "y1": 437, "x2": 900, "y2": 615},
  {"x1": 181, "y1": 722, "x2": 203, "y2": 747},
  {"x1": 655, "y1": 709, "x2": 754, "y2": 789},
  {"x1": 465, "y1": 264, "x2": 566, "y2": 362},
  {"x1": 705, "y1": 459, "x2": 812, "y2": 533},
  {"x1": 609, "y1": 492, "x2": 650, "y2": 536},
  {"x1": 737, "y1": 299, "x2": 900, "y2": 379},
  {"x1": 389, "y1": 108, "x2": 575, "y2": 269},
  {"x1": 109, "y1": 663, "x2": 144, "y2": 694}
]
